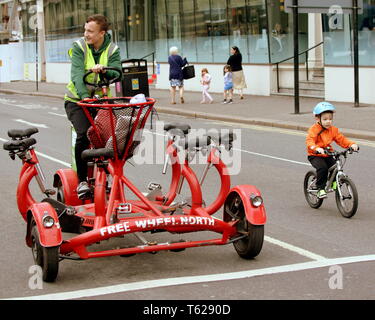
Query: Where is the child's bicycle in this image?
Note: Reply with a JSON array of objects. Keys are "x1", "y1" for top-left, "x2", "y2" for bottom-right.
[{"x1": 303, "y1": 147, "x2": 359, "y2": 218}]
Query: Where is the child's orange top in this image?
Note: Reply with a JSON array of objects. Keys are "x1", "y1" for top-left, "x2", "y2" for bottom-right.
[{"x1": 306, "y1": 123, "x2": 354, "y2": 157}]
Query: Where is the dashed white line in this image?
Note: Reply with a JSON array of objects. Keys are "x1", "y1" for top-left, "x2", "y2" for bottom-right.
[
  {"x1": 48, "y1": 112, "x2": 67, "y2": 118},
  {"x1": 35, "y1": 150, "x2": 70, "y2": 168},
  {"x1": 235, "y1": 148, "x2": 310, "y2": 166},
  {"x1": 13, "y1": 119, "x2": 49, "y2": 129}
]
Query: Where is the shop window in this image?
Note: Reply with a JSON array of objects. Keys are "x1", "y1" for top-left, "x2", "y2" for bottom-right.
[
  {"x1": 195, "y1": 0, "x2": 213, "y2": 63},
  {"x1": 267, "y1": 0, "x2": 308, "y2": 64}
]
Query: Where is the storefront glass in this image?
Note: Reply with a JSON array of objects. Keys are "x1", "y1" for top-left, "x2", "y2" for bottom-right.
[
  {"x1": 18, "y1": 0, "x2": 314, "y2": 65},
  {"x1": 267, "y1": 0, "x2": 308, "y2": 64},
  {"x1": 323, "y1": 0, "x2": 375, "y2": 66}
]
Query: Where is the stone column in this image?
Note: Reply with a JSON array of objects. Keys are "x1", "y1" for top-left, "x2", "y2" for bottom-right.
[{"x1": 308, "y1": 13, "x2": 323, "y2": 69}]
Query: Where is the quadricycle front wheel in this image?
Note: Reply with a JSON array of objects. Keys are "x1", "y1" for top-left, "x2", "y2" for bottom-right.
[
  {"x1": 30, "y1": 220, "x2": 60, "y2": 282},
  {"x1": 225, "y1": 192, "x2": 264, "y2": 259}
]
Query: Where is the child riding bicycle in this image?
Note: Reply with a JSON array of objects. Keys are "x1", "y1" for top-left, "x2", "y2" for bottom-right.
[{"x1": 306, "y1": 102, "x2": 359, "y2": 199}]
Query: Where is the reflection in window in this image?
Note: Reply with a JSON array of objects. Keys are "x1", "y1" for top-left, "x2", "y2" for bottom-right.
[
  {"x1": 155, "y1": 0, "x2": 168, "y2": 61},
  {"x1": 358, "y1": 0, "x2": 375, "y2": 65},
  {"x1": 323, "y1": 0, "x2": 375, "y2": 66},
  {"x1": 228, "y1": 0, "x2": 248, "y2": 62},
  {"x1": 267, "y1": 0, "x2": 308, "y2": 63},
  {"x1": 166, "y1": 0, "x2": 182, "y2": 54},
  {"x1": 211, "y1": 0, "x2": 228, "y2": 62},
  {"x1": 247, "y1": 0, "x2": 268, "y2": 63},
  {"x1": 322, "y1": 14, "x2": 352, "y2": 66},
  {"x1": 125, "y1": 1, "x2": 154, "y2": 58},
  {"x1": 181, "y1": 0, "x2": 197, "y2": 62},
  {"x1": 195, "y1": 0, "x2": 212, "y2": 63},
  {"x1": 14, "y1": 0, "x2": 305, "y2": 65}
]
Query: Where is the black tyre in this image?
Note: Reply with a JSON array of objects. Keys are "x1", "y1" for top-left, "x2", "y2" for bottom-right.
[
  {"x1": 335, "y1": 176, "x2": 358, "y2": 218},
  {"x1": 304, "y1": 170, "x2": 323, "y2": 209},
  {"x1": 225, "y1": 193, "x2": 264, "y2": 259},
  {"x1": 56, "y1": 179, "x2": 65, "y2": 204},
  {"x1": 30, "y1": 222, "x2": 59, "y2": 282}
]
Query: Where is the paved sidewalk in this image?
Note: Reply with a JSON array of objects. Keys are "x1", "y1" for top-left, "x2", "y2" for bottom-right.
[{"x1": 0, "y1": 81, "x2": 374, "y2": 141}]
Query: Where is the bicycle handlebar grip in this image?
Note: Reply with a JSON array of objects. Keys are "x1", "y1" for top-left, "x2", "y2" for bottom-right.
[
  {"x1": 163, "y1": 122, "x2": 191, "y2": 136},
  {"x1": 83, "y1": 67, "x2": 122, "y2": 87},
  {"x1": 180, "y1": 136, "x2": 212, "y2": 150},
  {"x1": 206, "y1": 129, "x2": 236, "y2": 148}
]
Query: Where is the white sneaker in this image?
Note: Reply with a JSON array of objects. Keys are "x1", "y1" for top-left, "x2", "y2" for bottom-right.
[{"x1": 77, "y1": 181, "x2": 90, "y2": 199}]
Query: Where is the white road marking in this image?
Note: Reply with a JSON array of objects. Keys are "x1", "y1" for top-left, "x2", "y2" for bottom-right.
[
  {"x1": 1, "y1": 126, "x2": 372, "y2": 299},
  {"x1": 235, "y1": 148, "x2": 310, "y2": 166},
  {"x1": 0, "y1": 138, "x2": 70, "y2": 167},
  {"x1": 8, "y1": 254, "x2": 375, "y2": 300},
  {"x1": 265, "y1": 236, "x2": 327, "y2": 261},
  {"x1": 48, "y1": 112, "x2": 67, "y2": 118},
  {"x1": 143, "y1": 128, "x2": 310, "y2": 166},
  {"x1": 0, "y1": 98, "x2": 49, "y2": 110},
  {"x1": 35, "y1": 150, "x2": 70, "y2": 168},
  {"x1": 13, "y1": 119, "x2": 49, "y2": 129}
]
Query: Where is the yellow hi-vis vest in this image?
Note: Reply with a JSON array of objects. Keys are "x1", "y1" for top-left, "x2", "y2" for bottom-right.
[{"x1": 64, "y1": 38, "x2": 119, "y2": 102}]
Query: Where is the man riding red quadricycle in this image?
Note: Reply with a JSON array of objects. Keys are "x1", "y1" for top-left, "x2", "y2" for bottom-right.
[{"x1": 3, "y1": 67, "x2": 267, "y2": 282}]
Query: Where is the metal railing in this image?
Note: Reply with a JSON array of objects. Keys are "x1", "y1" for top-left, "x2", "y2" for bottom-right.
[
  {"x1": 272, "y1": 41, "x2": 323, "y2": 92},
  {"x1": 141, "y1": 51, "x2": 156, "y2": 76}
]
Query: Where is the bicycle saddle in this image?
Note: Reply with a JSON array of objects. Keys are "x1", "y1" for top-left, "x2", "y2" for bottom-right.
[
  {"x1": 3, "y1": 137, "x2": 36, "y2": 151},
  {"x1": 81, "y1": 148, "x2": 114, "y2": 162},
  {"x1": 8, "y1": 127, "x2": 39, "y2": 139}
]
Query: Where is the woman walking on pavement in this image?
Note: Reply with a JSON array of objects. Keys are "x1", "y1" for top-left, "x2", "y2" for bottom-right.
[
  {"x1": 168, "y1": 46, "x2": 187, "y2": 104},
  {"x1": 227, "y1": 46, "x2": 247, "y2": 100}
]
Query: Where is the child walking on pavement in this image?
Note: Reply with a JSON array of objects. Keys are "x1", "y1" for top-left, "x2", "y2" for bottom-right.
[
  {"x1": 306, "y1": 102, "x2": 359, "y2": 199},
  {"x1": 223, "y1": 65, "x2": 233, "y2": 104},
  {"x1": 200, "y1": 68, "x2": 213, "y2": 104}
]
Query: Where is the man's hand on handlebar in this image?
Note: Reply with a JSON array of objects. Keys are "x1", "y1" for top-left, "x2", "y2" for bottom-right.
[
  {"x1": 91, "y1": 64, "x2": 106, "y2": 74},
  {"x1": 350, "y1": 144, "x2": 359, "y2": 152},
  {"x1": 315, "y1": 147, "x2": 325, "y2": 154}
]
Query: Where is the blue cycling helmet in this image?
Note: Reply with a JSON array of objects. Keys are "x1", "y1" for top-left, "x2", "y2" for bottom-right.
[{"x1": 313, "y1": 102, "x2": 336, "y2": 115}]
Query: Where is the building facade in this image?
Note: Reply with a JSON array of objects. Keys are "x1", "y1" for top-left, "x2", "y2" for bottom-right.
[{"x1": 1, "y1": 0, "x2": 374, "y2": 103}]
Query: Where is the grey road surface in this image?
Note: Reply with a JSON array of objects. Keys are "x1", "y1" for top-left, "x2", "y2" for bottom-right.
[{"x1": 0, "y1": 93, "x2": 374, "y2": 300}]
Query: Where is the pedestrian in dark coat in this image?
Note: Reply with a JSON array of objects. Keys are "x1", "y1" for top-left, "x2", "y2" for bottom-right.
[
  {"x1": 227, "y1": 46, "x2": 247, "y2": 99},
  {"x1": 168, "y1": 46, "x2": 187, "y2": 104}
]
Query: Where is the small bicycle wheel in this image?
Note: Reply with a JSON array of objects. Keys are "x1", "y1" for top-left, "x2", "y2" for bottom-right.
[
  {"x1": 226, "y1": 193, "x2": 264, "y2": 259},
  {"x1": 335, "y1": 176, "x2": 358, "y2": 218},
  {"x1": 304, "y1": 170, "x2": 323, "y2": 209},
  {"x1": 30, "y1": 221, "x2": 59, "y2": 282}
]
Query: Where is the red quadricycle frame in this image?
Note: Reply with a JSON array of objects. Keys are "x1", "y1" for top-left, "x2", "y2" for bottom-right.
[{"x1": 4, "y1": 95, "x2": 267, "y2": 282}]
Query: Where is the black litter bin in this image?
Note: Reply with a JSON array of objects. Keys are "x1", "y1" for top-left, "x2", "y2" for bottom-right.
[{"x1": 121, "y1": 59, "x2": 149, "y2": 97}]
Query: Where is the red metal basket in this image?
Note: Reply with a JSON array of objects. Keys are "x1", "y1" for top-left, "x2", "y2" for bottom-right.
[{"x1": 77, "y1": 97, "x2": 156, "y2": 160}]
